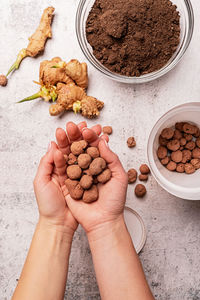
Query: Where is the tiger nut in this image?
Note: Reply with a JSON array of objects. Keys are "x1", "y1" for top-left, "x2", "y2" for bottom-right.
[
  {"x1": 78, "y1": 153, "x2": 92, "y2": 169},
  {"x1": 139, "y1": 174, "x2": 148, "y2": 181},
  {"x1": 192, "y1": 148, "x2": 200, "y2": 159},
  {"x1": 135, "y1": 184, "x2": 146, "y2": 198},
  {"x1": 181, "y1": 150, "x2": 192, "y2": 163},
  {"x1": 185, "y1": 141, "x2": 196, "y2": 151},
  {"x1": 161, "y1": 157, "x2": 170, "y2": 165},
  {"x1": 185, "y1": 163, "x2": 195, "y2": 174},
  {"x1": 191, "y1": 159, "x2": 200, "y2": 170},
  {"x1": 89, "y1": 157, "x2": 106, "y2": 175},
  {"x1": 173, "y1": 129, "x2": 182, "y2": 140},
  {"x1": 196, "y1": 138, "x2": 200, "y2": 148},
  {"x1": 175, "y1": 122, "x2": 185, "y2": 131},
  {"x1": 180, "y1": 138, "x2": 187, "y2": 146},
  {"x1": 183, "y1": 123, "x2": 197, "y2": 135},
  {"x1": 167, "y1": 139, "x2": 180, "y2": 151},
  {"x1": 127, "y1": 168, "x2": 137, "y2": 184},
  {"x1": 0, "y1": 74, "x2": 7, "y2": 86},
  {"x1": 97, "y1": 168, "x2": 112, "y2": 184},
  {"x1": 83, "y1": 185, "x2": 98, "y2": 203},
  {"x1": 176, "y1": 163, "x2": 185, "y2": 173},
  {"x1": 103, "y1": 126, "x2": 113, "y2": 135},
  {"x1": 139, "y1": 164, "x2": 150, "y2": 174},
  {"x1": 65, "y1": 179, "x2": 84, "y2": 200},
  {"x1": 159, "y1": 135, "x2": 168, "y2": 146},
  {"x1": 184, "y1": 133, "x2": 193, "y2": 142},
  {"x1": 86, "y1": 147, "x2": 100, "y2": 158},
  {"x1": 67, "y1": 165, "x2": 82, "y2": 180},
  {"x1": 71, "y1": 140, "x2": 88, "y2": 155},
  {"x1": 157, "y1": 146, "x2": 167, "y2": 159},
  {"x1": 171, "y1": 150, "x2": 183, "y2": 163},
  {"x1": 166, "y1": 161, "x2": 177, "y2": 171},
  {"x1": 80, "y1": 175, "x2": 93, "y2": 189},
  {"x1": 161, "y1": 128, "x2": 174, "y2": 140},
  {"x1": 68, "y1": 153, "x2": 77, "y2": 165},
  {"x1": 127, "y1": 137, "x2": 136, "y2": 148}
]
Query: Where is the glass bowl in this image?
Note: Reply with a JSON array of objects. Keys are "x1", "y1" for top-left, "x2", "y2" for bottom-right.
[
  {"x1": 147, "y1": 102, "x2": 200, "y2": 200},
  {"x1": 76, "y1": 0, "x2": 194, "y2": 84}
]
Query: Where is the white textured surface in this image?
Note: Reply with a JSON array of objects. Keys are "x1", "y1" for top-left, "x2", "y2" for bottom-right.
[{"x1": 0, "y1": 0, "x2": 200, "y2": 299}]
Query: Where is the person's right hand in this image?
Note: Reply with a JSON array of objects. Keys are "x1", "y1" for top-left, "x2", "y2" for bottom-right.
[{"x1": 55, "y1": 122, "x2": 128, "y2": 240}]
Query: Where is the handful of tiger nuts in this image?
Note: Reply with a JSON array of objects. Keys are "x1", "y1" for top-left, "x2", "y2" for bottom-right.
[
  {"x1": 157, "y1": 122, "x2": 200, "y2": 174},
  {"x1": 65, "y1": 140, "x2": 111, "y2": 203}
]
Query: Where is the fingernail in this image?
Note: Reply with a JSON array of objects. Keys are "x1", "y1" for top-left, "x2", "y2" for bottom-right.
[{"x1": 47, "y1": 142, "x2": 52, "y2": 152}]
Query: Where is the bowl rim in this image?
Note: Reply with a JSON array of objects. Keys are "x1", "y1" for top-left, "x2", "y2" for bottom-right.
[
  {"x1": 147, "y1": 102, "x2": 200, "y2": 200},
  {"x1": 76, "y1": 0, "x2": 194, "y2": 84}
]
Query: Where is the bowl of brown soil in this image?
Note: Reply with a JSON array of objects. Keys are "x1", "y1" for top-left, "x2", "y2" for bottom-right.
[{"x1": 76, "y1": 0, "x2": 194, "y2": 83}]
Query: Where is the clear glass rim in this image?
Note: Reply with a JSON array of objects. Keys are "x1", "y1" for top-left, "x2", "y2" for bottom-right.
[
  {"x1": 147, "y1": 102, "x2": 200, "y2": 200},
  {"x1": 76, "y1": 0, "x2": 194, "y2": 84}
]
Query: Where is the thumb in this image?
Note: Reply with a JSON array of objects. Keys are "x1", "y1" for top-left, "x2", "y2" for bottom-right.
[{"x1": 98, "y1": 139, "x2": 127, "y2": 182}]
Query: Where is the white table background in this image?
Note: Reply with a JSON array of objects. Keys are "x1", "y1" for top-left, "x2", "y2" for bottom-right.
[{"x1": 0, "y1": 0, "x2": 200, "y2": 299}]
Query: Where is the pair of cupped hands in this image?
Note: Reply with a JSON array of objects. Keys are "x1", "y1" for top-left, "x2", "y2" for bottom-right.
[{"x1": 34, "y1": 121, "x2": 128, "y2": 239}]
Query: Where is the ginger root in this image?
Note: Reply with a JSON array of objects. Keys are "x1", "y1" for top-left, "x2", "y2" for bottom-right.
[{"x1": 6, "y1": 7, "x2": 54, "y2": 77}]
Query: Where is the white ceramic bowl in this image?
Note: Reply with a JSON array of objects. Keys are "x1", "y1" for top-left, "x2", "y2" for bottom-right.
[{"x1": 147, "y1": 102, "x2": 200, "y2": 200}]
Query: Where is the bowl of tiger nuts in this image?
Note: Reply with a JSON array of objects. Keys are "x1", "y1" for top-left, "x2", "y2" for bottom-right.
[{"x1": 147, "y1": 102, "x2": 200, "y2": 200}]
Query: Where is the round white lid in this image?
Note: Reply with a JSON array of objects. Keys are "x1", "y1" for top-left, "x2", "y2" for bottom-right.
[{"x1": 124, "y1": 207, "x2": 147, "y2": 254}]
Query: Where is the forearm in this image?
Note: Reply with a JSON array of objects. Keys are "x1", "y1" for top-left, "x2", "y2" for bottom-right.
[
  {"x1": 12, "y1": 218, "x2": 74, "y2": 300},
  {"x1": 88, "y1": 216, "x2": 154, "y2": 300}
]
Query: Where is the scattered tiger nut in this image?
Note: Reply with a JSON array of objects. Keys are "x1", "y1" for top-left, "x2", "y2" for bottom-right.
[
  {"x1": 192, "y1": 148, "x2": 200, "y2": 159},
  {"x1": 161, "y1": 157, "x2": 170, "y2": 165},
  {"x1": 68, "y1": 153, "x2": 77, "y2": 165},
  {"x1": 185, "y1": 141, "x2": 196, "y2": 151},
  {"x1": 127, "y1": 168, "x2": 137, "y2": 184},
  {"x1": 191, "y1": 159, "x2": 200, "y2": 170},
  {"x1": 176, "y1": 163, "x2": 185, "y2": 173},
  {"x1": 89, "y1": 157, "x2": 106, "y2": 175},
  {"x1": 157, "y1": 146, "x2": 168, "y2": 159},
  {"x1": 135, "y1": 184, "x2": 147, "y2": 198},
  {"x1": 173, "y1": 129, "x2": 182, "y2": 140},
  {"x1": 166, "y1": 161, "x2": 177, "y2": 171},
  {"x1": 183, "y1": 123, "x2": 197, "y2": 135},
  {"x1": 175, "y1": 122, "x2": 185, "y2": 131},
  {"x1": 161, "y1": 128, "x2": 174, "y2": 140},
  {"x1": 139, "y1": 174, "x2": 148, "y2": 181},
  {"x1": 180, "y1": 138, "x2": 187, "y2": 146},
  {"x1": 86, "y1": 147, "x2": 100, "y2": 158},
  {"x1": 78, "y1": 153, "x2": 92, "y2": 169},
  {"x1": 67, "y1": 165, "x2": 82, "y2": 180},
  {"x1": 183, "y1": 133, "x2": 193, "y2": 141},
  {"x1": 196, "y1": 138, "x2": 200, "y2": 148},
  {"x1": 159, "y1": 135, "x2": 168, "y2": 146},
  {"x1": 103, "y1": 126, "x2": 113, "y2": 135},
  {"x1": 80, "y1": 175, "x2": 93, "y2": 189},
  {"x1": 83, "y1": 185, "x2": 99, "y2": 203},
  {"x1": 0, "y1": 74, "x2": 7, "y2": 86},
  {"x1": 185, "y1": 163, "x2": 195, "y2": 174},
  {"x1": 167, "y1": 139, "x2": 180, "y2": 151},
  {"x1": 97, "y1": 168, "x2": 112, "y2": 184},
  {"x1": 65, "y1": 179, "x2": 84, "y2": 200},
  {"x1": 127, "y1": 137, "x2": 136, "y2": 148},
  {"x1": 139, "y1": 164, "x2": 150, "y2": 174},
  {"x1": 71, "y1": 140, "x2": 88, "y2": 155},
  {"x1": 181, "y1": 150, "x2": 192, "y2": 164},
  {"x1": 171, "y1": 150, "x2": 183, "y2": 163}
]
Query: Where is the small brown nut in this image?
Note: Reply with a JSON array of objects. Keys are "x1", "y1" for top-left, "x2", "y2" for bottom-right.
[
  {"x1": 176, "y1": 163, "x2": 185, "y2": 173},
  {"x1": 192, "y1": 148, "x2": 200, "y2": 159},
  {"x1": 196, "y1": 138, "x2": 200, "y2": 148},
  {"x1": 135, "y1": 184, "x2": 146, "y2": 198},
  {"x1": 139, "y1": 164, "x2": 150, "y2": 174},
  {"x1": 86, "y1": 147, "x2": 100, "y2": 158},
  {"x1": 127, "y1": 168, "x2": 137, "y2": 183},
  {"x1": 182, "y1": 150, "x2": 192, "y2": 163},
  {"x1": 183, "y1": 123, "x2": 197, "y2": 135},
  {"x1": 71, "y1": 140, "x2": 88, "y2": 155},
  {"x1": 103, "y1": 126, "x2": 113, "y2": 135},
  {"x1": 83, "y1": 185, "x2": 98, "y2": 203},
  {"x1": 194, "y1": 127, "x2": 200, "y2": 138},
  {"x1": 161, "y1": 128, "x2": 174, "y2": 140},
  {"x1": 68, "y1": 153, "x2": 77, "y2": 165},
  {"x1": 97, "y1": 168, "x2": 112, "y2": 184},
  {"x1": 173, "y1": 129, "x2": 182, "y2": 140},
  {"x1": 65, "y1": 179, "x2": 84, "y2": 200},
  {"x1": 159, "y1": 135, "x2": 168, "y2": 146},
  {"x1": 139, "y1": 174, "x2": 148, "y2": 181},
  {"x1": 67, "y1": 165, "x2": 82, "y2": 180},
  {"x1": 78, "y1": 153, "x2": 92, "y2": 169},
  {"x1": 184, "y1": 133, "x2": 193, "y2": 142},
  {"x1": 157, "y1": 146, "x2": 167, "y2": 159},
  {"x1": 80, "y1": 175, "x2": 93, "y2": 189},
  {"x1": 89, "y1": 157, "x2": 106, "y2": 175},
  {"x1": 167, "y1": 139, "x2": 180, "y2": 151},
  {"x1": 0, "y1": 74, "x2": 7, "y2": 86},
  {"x1": 180, "y1": 138, "x2": 187, "y2": 146},
  {"x1": 161, "y1": 157, "x2": 170, "y2": 165},
  {"x1": 191, "y1": 159, "x2": 200, "y2": 170},
  {"x1": 185, "y1": 163, "x2": 195, "y2": 174},
  {"x1": 166, "y1": 161, "x2": 177, "y2": 171},
  {"x1": 127, "y1": 137, "x2": 136, "y2": 148},
  {"x1": 185, "y1": 141, "x2": 196, "y2": 151},
  {"x1": 175, "y1": 122, "x2": 185, "y2": 131},
  {"x1": 171, "y1": 150, "x2": 183, "y2": 163}
]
